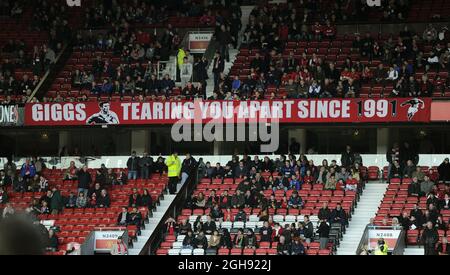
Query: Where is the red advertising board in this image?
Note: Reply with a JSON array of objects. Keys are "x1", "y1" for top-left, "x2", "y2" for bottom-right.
[{"x1": 24, "y1": 98, "x2": 431, "y2": 126}]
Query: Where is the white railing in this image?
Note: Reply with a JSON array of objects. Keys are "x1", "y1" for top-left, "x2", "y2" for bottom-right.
[{"x1": 1, "y1": 154, "x2": 449, "y2": 170}]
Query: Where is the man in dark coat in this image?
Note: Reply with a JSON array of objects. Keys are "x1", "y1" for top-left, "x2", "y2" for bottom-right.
[
  {"x1": 340, "y1": 145, "x2": 355, "y2": 168},
  {"x1": 421, "y1": 221, "x2": 439, "y2": 255},
  {"x1": 438, "y1": 158, "x2": 450, "y2": 183},
  {"x1": 77, "y1": 165, "x2": 92, "y2": 196}
]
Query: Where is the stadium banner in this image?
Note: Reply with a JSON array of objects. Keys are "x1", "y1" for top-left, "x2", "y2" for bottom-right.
[
  {"x1": 94, "y1": 230, "x2": 124, "y2": 252},
  {"x1": 368, "y1": 229, "x2": 402, "y2": 251},
  {"x1": 0, "y1": 104, "x2": 24, "y2": 126},
  {"x1": 24, "y1": 98, "x2": 431, "y2": 126},
  {"x1": 188, "y1": 32, "x2": 213, "y2": 53}
]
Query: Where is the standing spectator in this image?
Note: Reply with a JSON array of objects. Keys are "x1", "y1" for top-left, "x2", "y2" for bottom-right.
[
  {"x1": 212, "y1": 52, "x2": 224, "y2": 90},
  {"x1": 289, "y1": 138, "x2": 300, "y2": 154},
  {"x1": 180, "y1": 57, "x2": 193, "y2": 88},
  {"x1": 139, "y1": 152, "x2": 153, "y2": 180},
  {"x1": 165, "y1": 151, "x2": 181, "y2": 195},
  {"x1": 181, "y1": 153, "x2": 197, "y2": 186},
  {"x1": 317, "y1": 220, "x2": 330, "y2": 250},
  {"x1": 303, "y1": 215, "x2": 314, "y2": 244},
  {"x1": 20, "y1": 159, "x2": 36, "y2": 182},
  {"x1": 50, "y1": 187, "x2": 63, "y2": 215},
  {"x1": 77, "y1": 165, "x2": 91, "y2": 196},
  {"x1": 126, "y1": 151, "x2": 140, "y2": 180},
  {"x1": 421, "y1": 221, "x2": 439, "y2": 255},
  {"x1": 340, "y1": 145, "x2": 354, "y2": 168},
  {"x1": 438, "y1": 158, "x2": 450, "y2": 183}
]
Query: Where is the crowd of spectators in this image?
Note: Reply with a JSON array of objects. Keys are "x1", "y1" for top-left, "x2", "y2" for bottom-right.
[
  {"x1": 219, "y1": 3, "x2": 450, "y2": 100},
  {"x1": 161, "y1": 148, "x2": 366, "y2": 254}
]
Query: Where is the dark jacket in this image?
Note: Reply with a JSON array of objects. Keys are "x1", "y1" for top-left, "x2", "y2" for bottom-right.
[
  {"x1": 97, "y1": 194, "x2": 111, "y2": 207},
  {"x1": 192, "y1": 235, "x2": 208, "y2": 249},
  {"x1": 50, "y1": 190, "x2": 64, "y2": 211},
  {"x1": 304, "y1": 221, "x2": 314, "y2": 239},
  {"x1": 117, "y1": 212, "x2": 131, "y2": 224},
  {"x1": 140, "y1": 194, "x2": 153, "y2": 209},
  {"x1": 438, "y1": 162, "x2": 450, "y2": 182},
  {"x1": 340, "y1": 151, "x2": 354, "y2": 167},
  {"x1": 127, "y1": 156, "x2": 140, "y2": 171},
  {"x1": 129, "y1": 194, "x2": 142, "y2": 207},
  {"x1": 317, "y1": 222, "x2": 330, "y2": 238},
  {"x1": 77, "y1": 170, "x2": 92, "y2": 189},
  {"x1": 421, "y1": 227, "x2": 439, "y2": 248},
  {"x1": 181, "y1": 157, "x2": 197, "y2": 174}
]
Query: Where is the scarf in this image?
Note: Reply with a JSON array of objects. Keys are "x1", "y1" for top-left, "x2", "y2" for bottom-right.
[{"x1": 117, "y1": 242, "x2": 127, "y2": 254}]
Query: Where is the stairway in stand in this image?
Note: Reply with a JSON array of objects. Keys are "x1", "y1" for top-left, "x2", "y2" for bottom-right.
[{"x1": 336, "y1": 182, "x2": 388, "y2": 255}]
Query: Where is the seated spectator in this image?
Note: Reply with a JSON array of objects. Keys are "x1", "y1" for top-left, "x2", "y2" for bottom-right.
[
  {"x1": 208, "y1": 230, "x2": 221, "y2": 250},
  {"x1": 96, "y1": 189, "x2": 110, "y2": 208},
  {"x1": 182, "y1": 231, "x2": 195, "y2": 249},
  {"x1": 288, "y1": 191, "x2": 303, "y2": 209},
  {"x1": 39, "y1": 200, "x2": 50, "y2": 215},
  {"x1": 117, "y1": 207, "x2": 131, "y2": 226},
  {"x1": 76, "y1": 192, "x2": 87, "y2": 208},
  {"x1": 440, "y1": 194, "x2": 450, "y2": 211},
  {"x1": 129, "y1": 207, "x2": 143, "y2": 229},
  {"x1": 129, "y1": 188, "x2": 142, "y2": 207},
  {"x1": 195, "y1": 192, "x2": 206, "y2": 209},
  {"x1": 231, "y1": 190, "x2": 245, "y2": 209},
  {"x1": 318, "y1": 202, "x2": 331, "y2": 222},
  {"x1": 437, "y1": 237, "x2": 449, "y2": 255},
  {"x1": 192, "y1": 231, "x2": 208, "y2": 250},
  {"x1": 88, "y1": 183, "x2": 102, "y2": 199},
  {"x1": 88, "y1": 193, "x2": 97, "y2": 208},
  {"x1": 64, "y1": 192, "x2": 77, "y2": 209},
  {"x1": 46, "y1": 229, "x2": 58, "y2": 252},
  {"x1": 234, "y1": 209, "x2": 247, "y2": 222},
  {"x1": 277, "y1": 235, "x2": 291, "y2": 255},
  {"x1": 203, "y1": 215, "x2": 216, "y2": 235},
  {"x1": 291, "y1": 237, "x2": 306, "y2": 255},
  {"x1": 233, "y1": 229, "x2": 245, "y2": 249},
  {"x1": 330, "y1": 204, "x2": 348, "y2": 230},
  {"x1": 244, "y1": 229, "x2": 257, "y2": 249},
  {"x1": 140, "y1": 189, "x2": 153, "y2": 210},
  {"x1": 64, "y1": 161, "x2": 78, "y2": 180},
  {"x1": 403, "y1": 160, "x2": 416, "y2": 179},
  {"x1": 289, "y1": 175, "x2": 301, "y2": 191},
  {"x1": 324, "y1": 175, "x2": 337, "y2": 190},
  {"x1": 421, "y1": 175, "x2": 435, "y2": 196},
  {"x1": 345, "y1": 175, "x2": 358, "y2": 192},
  {"x1": 178, "y1": 219, "x2": 192, "y2": 235},
  {"x1": 408, "y1": 177, "x2": 424, "y2": 197}
]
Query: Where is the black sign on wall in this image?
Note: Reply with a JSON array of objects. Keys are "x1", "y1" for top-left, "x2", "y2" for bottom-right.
[{"x1": 0, "y1": 105, "x2": 24, "y2": 126}]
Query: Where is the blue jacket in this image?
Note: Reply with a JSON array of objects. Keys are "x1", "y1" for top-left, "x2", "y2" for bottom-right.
[{"x1": 20, "y1": 163, "x2": 36, "y2": 178}]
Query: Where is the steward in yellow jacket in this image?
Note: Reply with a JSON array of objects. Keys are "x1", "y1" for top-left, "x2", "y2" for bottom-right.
[{"x1": 165, "y1": 152, "x2": 181, "y2": 194}]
